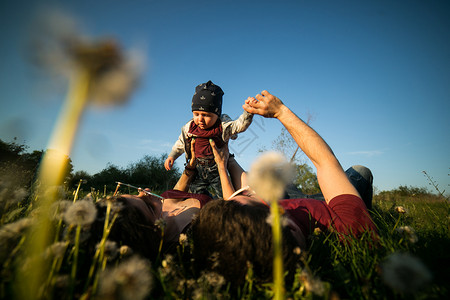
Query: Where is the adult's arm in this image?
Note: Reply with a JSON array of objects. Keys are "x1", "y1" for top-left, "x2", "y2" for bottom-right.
[
  {"x1": 243, "y1": 90, "x2": 359, "y2": 203},
  {"x1": 209, "y1": 140, "x2": 236, "y2": 200},
  {"x1": 173, "y1": 139, "x2": 197, "y2": 192}
]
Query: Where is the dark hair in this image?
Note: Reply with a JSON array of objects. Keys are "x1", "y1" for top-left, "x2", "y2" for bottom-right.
[
  {"x1": 89, "y1": 196, "x2": 161, "y2": 262},
  {"x1": 191, "y1": 200, "x2": 300, "y2": 287}
]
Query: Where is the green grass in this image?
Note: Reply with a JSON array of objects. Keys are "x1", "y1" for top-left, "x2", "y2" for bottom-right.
[{"x1": 0, "y1": 189, "x2": 448, "y2": 299}]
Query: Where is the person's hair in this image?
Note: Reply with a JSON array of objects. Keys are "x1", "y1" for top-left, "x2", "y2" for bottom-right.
[
  {"x1": 191, "y1": 199, "x2": 300, "y2": 287},
  {"x1": 88, "y1": 196, "x2": 161, "y2": 262}
]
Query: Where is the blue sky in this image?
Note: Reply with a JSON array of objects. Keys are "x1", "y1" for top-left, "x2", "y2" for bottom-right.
[{"x1": 1, "y1": 0, "x2": 449, "y2": 194}]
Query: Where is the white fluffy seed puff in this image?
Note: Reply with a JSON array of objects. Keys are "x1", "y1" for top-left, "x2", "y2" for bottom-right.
[{"x1": 248, "y1": 152, "x2": 295, "y2": 202}]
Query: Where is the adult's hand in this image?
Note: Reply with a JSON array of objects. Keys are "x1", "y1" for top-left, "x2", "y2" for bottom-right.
[
  {"x1": 242, "y1": 90, "x2": 287, "y2": 119},
  {"x1": 187, "y1": 138, "x2": 197, "y2": 168},
  {"x1": 209, "y1": 139, "x2": 229, "y2": 171}
]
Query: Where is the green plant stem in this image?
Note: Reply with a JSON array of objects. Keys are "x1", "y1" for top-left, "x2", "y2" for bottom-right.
[
  {"x1": 69, "y1": 225, "x2": 82, "y2": 299},
  {"x1": 270, "y1": 200, "x2": 284, "y2": 300}
]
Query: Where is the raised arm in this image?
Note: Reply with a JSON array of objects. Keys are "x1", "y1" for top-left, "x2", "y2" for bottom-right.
[
  {"x1": 173, "y1": 139, "x2": 197, "y2": 192},
  {"x1": 243, "y1": 90, "x2": 359, "y2": 203},
  {"x1": 209, "y1": 140, "x2": 236, "y2": 200}
]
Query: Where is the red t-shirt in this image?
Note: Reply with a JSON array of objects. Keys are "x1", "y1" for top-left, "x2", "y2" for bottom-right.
[
  {"x1": 188, "y1": 120, "x2": 224, "y2": 158},
  {"x1": 280, "y1": 194, "x2": 377, "y2": 238}
]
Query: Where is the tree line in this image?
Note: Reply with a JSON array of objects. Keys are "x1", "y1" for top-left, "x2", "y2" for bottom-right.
[{"x1": 0, "y1": 138, "x2": 180, "y2": 195}]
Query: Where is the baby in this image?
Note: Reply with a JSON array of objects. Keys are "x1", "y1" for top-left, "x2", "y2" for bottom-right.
[{"x1": 164, "y1": 80, "x2": 253, "y2": 198}]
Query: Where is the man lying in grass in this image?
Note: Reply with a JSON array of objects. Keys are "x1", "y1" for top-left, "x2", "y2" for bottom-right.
[{"x1": 191, "y1": 90, "x2": 378, "y2": 287}]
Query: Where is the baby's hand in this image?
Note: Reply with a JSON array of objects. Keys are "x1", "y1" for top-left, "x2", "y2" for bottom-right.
[
  {"x1": 164, "y1": 157, "x2": 174, "y2": 171},
  {"x1": 245, "y1": 97, "x2": 259, "y2": 106}
]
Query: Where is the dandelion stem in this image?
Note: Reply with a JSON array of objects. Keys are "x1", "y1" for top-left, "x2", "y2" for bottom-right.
[
  {"x1": 69, "y1": 225, "x2": 82, "y2": 299},
  {"x1": 15, "y1": 67, "x2": 91, "y2": 300},
  {"x1": 74, "y1": 179, "x2": 84, "y2": 202},
  {"x1": 271, "y1": 201, "x2": 284, "y2": 300}
]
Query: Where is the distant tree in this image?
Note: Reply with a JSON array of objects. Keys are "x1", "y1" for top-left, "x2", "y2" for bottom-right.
[
  {"x1": 294, "y1": 163, "x2": 321, "y2": 195},
  {"x1": 0, "y1": 138, "x2": 46, "y2": 189},
  {"x1": 68, "y1": 170, "x2": 92, "y2": 191},
  {"x1": 0, "y1": 138, "x2": 27, "y2": 163},
  {"x1": 126, "y1": 154, "x2": 180, "y2": 193},
  {"x1": 262, "y1": 113, "x2": 320, "y2": 195},
  {"x1": 90, "y1": 164, "x2": 129, "y2": 193}
]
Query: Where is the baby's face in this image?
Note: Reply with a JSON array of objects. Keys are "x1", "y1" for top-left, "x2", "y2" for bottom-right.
[{"x1": 192, "y1": 111, "x2": 219, "y2": 129}]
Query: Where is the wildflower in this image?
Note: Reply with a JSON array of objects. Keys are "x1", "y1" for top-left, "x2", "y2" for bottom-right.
[
  {"x1": 313, "y1": 227, "x2": 323, "y2": 235},
  {"x1": 63, "y1": 200, "x2": 97, "y2": 226},
  {"x1": 10, "y1": 188, "x2": 28, "y2": 206},
  {"x1": 98, "y1": 255, "x2": 153, "y2": 300},
  {"x1": 119, "y1": 245, "x2": 133, "y2": 257},
  {"x1": 82, "y1": 193, "x2": 94, "y2": 203},
  {"x1": 179, "y1": 233, "x2": 188, "y2": 246},
  {"x1": 198, "y1": 271, "x2": 226, "y2": 289},
  {"x1": 160, "y1": 254, "x2": 176, "y2": 278},
  {"x1": 29, "y1": 8, "x2": 143, "y2": 107},
  {"x1": 44, "y1": 241, "x2": 69, "y2": 259},
  {"x1": 293, "y1": 247, "x2": 302, "y2": 256},
  {"x1": 97, "y1": 240, "x2": 119, "y2": 262},
  {"x1": 50, "y1": 200, "x2": 73, "y2": 220},
  {"x1": 266, "y1": 213, "x2": 289, "y2": 227},
  {"x1": 298, "y1": 269, "x2": 325, "y2": 296},
  {"x1": 248, "y1": 151, "x2": 295, "y2": 202},
  {"x1": 155, "y1": 218, "x2": 167, "y2": 231},
  {"x1": 394, "y1": 206, "x2": 407, "y2": 214},
  {"x1": 381, "y1": 252, "x2": 432, "y2": 294},
  {"x1": 0, "y1": 218, "x2": 34, "y2": 262},
  {"x1": 396, "y1": 226, "x2": 418, "y2": 243}
]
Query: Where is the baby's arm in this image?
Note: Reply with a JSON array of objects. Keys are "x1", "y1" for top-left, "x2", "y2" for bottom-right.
[
  {"x1": 222, "y1": 110, "x2": 254, "y2": 141},
  {"x1": 165, "y1": 133, "x2": 185, "y2": 170}
]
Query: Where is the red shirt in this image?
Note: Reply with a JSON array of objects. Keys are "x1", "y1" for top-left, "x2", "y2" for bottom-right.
[
  {"x1": 280, "y1": 194, "x2": 377, "y2": 238},
  {"x1": 188, "y1": 120, "x2": 224, "y2": 158}
]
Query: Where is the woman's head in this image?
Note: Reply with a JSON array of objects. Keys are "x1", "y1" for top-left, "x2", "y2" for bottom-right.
[
  {"x1": 89, "y1": 195, "x2": 162, "y2": 261},
  {"x1": 191, "y1": 199, "x2": 301, "y2": 287}
]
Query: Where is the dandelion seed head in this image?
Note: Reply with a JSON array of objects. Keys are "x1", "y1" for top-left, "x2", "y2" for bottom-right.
[
  {"x1": 199, "y1": 271, "x2": 226, "y2": 289},
  {"x1": 98, "y1": 255, "x2": 153, "y2": 300},
  {"x1": 396, "y1": 226, "x2": 418, "y2": 243},
  {"x1": 119, "y1": 245, "x2": 133, "y2": 257},
  {"x1": 381, "y1": 252, "x2": 432, "y2": 294},
  {"x1": 155, "y1": 218, "x2": 166, "y2": 231},
  {"x1": 29, "y1": 8, "x2": 143, "y2": 107},
  {"x1": 50, "y1": 200, "x2": 73, "y2": 220},
  {"x1": 97, "y1": 240, "x2": 119, "y2": 261},
  {"x1": 394, "y1": 206, "x2": 407, "y2": 214},
  {"x1": 266, "y1": 213, "x2": 289, "y2": 227},
  {"x1": 82, "y1": 193, "x2": 94, "y2": 202},
  {"x1": 63, "y1": 200, "x2": 97, "y2": 226},
  {"x1": 44, "y1": 241, "x2": 68, "y2": 259},
  {"x1": 248, "y1": 151, "x2": 295, "y2": 202},
  {"x1": 89, "y1": 48, "x2": 143, "y2": 107},
  {"x1": 298, "y1": 269, "x2": 325, "y2": 296},
  {"x1": 9, "y1": 188, "x2": 28, "y2": 206},
  {"x1": 179, "y1": 233, "x2": 188, "y2": 246},
  {"x1": 0, "y1": 218, "x2": 34, "y2": 262}
]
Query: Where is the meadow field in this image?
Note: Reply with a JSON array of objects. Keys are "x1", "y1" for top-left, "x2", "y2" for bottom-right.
[{"x1": 0, "y1": 181, "x2": 448, "y2": 300}]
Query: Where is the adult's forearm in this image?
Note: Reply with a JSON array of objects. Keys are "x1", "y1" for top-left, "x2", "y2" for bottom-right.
[
  {"x1": 275, "y1": 105, "x2": 338, "y2": 170},
  {"x1": 243, "y1": 91, "x2": 359, "y2": 202},
  {"x1": 217, "y1": 163, "x2": 236, "y2": 200},
  {"x1": 173, "y1": 166, "x2": 196, "y2": 192}
]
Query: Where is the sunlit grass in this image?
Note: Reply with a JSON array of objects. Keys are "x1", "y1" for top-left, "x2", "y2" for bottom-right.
[{"x1": 1, "y1": 184, "x2": 448, "y2": 299}]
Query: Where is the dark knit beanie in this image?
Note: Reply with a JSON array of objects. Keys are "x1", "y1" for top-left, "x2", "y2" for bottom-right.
[{"x1": 191, "y1": 80, "x2": 223, "y2": 116}]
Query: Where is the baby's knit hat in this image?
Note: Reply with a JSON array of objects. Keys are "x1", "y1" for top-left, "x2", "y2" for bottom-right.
[{"x1": 191, "y1": 80, "x2": 223, "y2": 116}]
